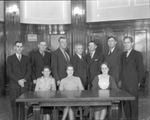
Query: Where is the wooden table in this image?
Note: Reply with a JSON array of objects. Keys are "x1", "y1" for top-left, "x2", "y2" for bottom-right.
[{"x1": 16, "y1": 90, "x2": 135, "y2": 120}]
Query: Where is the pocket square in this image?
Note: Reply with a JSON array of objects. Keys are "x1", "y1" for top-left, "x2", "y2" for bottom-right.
[{"x1": 94, "y1": 59, "x2": 98, "y2": 61}]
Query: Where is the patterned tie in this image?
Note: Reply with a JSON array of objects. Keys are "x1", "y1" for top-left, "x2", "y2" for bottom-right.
[{"x1": 64, "y1": 51, "x2": 70, "y2": 62}]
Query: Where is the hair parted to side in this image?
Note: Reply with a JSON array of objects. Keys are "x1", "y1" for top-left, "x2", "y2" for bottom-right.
[
  {"x1": 43, "y1": 65, "x2": 51, "y2": 71},
  {"x1": 123, "y1": 36, "x2": 134, "y2": 42},
  {"x1": 58, "y1": 37, "x2": 66, "y2": 42},
  {"x1": 88, "y1": 41, "x2": 97, "y2": 46},
  {"x1": 38, "y1": 41, "x2": 47, "y2": 44},
  {"x1": 107, "y1": 36, "x2": 117, "y2": 42},
  {"x1": 66, "y1": 64, "x2": 74, "y2": 71},
  {"x1": 100, "y1": 62, "x2": 110, "y2": 69},
  {"x1": 15, "y1": 41, "x2": 23, "y2": 45}
]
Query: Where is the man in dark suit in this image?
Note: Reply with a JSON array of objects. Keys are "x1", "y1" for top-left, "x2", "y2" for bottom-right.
[
  {"x1": 85, "y1": 41, "x2": 104, "y2": 89},
  {"x1": 71, "y1": 44, "x2": 88, "y2": 89},
  {"x1": 51, "y1": 37, "x2": 70, "y2": 87},
  {"x1": 119, "y1": 36, "x2": 144, "y2": 120},
  {"x1": 7, "y1": 41, "x2": 31, "y2": 120},
  {"x1": 30, "y1": 41, "x2": 51, "y2": 86},
  {"x1": 105, "y1": 36, "x2": 123, "y2": 85}
]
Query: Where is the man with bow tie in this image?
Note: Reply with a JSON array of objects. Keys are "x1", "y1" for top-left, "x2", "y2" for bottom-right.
[
  {"x1": 119, "y1": 36, "x2": 144, "y2": 120},
  {"x1": 7, "y1": 41, "x2": 31, "y2": 120}
]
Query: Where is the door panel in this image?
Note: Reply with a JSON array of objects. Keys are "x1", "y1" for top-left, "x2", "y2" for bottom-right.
[{"x1": 0, "y1": 22, "x2": 5, "y2": 95}]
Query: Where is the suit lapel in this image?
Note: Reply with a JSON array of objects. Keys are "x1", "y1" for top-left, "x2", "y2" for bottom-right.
[
  {"x1": 75, "y1": 54, "x2": 84, "y2": 66},
  {"x1": 123, "y1": 49, "x2": 134, "y2": 66},
  {"x1": 58, "y1": 48, "x2": 67, "y2": 62},
  {"x1": 126, "y1": 49, "x2": 134, "y2": 63},
  {"x1": 90, "y1": 51, "x2": 98, "y2": 64},
  {"x1": 123, "y1": 52, "x2": 127, "y2": 66},
  {"x1": 13, "y1": 54, "x2": 20, "y2": 64},
  {"x1": 37, "y1": 51, "x2": 45, "y2": 66},
  {"x1": 20, "y1": 55, "x2": 25, "y2": 66}
]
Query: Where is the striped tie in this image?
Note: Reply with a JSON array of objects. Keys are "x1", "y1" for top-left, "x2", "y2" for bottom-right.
[{"x1": 64, "y1": 51, "x2": 70, "y2": 62}]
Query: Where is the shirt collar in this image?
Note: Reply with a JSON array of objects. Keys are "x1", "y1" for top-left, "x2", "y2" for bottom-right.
[
  {"x1": 77, "y1": 53, "x2": 82, "y2": 59},
  {"x1": 110, "y1": 47, "x2": 115, "y2": 53},
  {"x1": 59, "y1": 47, "x2": 65, "y2": 53},
  {"x1": 15, "y1": 53, "x2": 21, "y2": 57},
  {"x1": 127, "y1": 49, "x2": 132, "y2": 54},
  {"x1": 39, "y1": 50, "x2": 45, "y2": 55}
]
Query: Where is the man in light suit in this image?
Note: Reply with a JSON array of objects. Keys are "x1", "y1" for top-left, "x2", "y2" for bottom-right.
[
  {"x1": 105, "y1": 36, "x2": 123, "y2": 85},
  {"x1": 51, "y1": 37, "x2": 70, "y2": 87},
  {"x1": 7, "y1": 41, "x2": 31, "y2": 120},
  {"x1": 71, "y1": 44, "x2": 88, "y2": 89},
  {"x1": 30, "y1": 41, "x2": 51, "y2": 86},
  {"x1": 119, "y1": 36, "x2": 144, "y2": 120},
  {"x1": 85, "y1": 41, "x2": 104, "y2": 89}
]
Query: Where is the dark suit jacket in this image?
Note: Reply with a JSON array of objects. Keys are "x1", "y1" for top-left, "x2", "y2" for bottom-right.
[
  {"x1": 71, "y1": 54, "x2": 88, "y2": 88},
  {"x1": 30, "y1": 50, "x2": 51, "y2": 80},
  {"x1": 105, "y1": 47, "x2": 122, "y2": 83},
  {"x1": 120, "y1": 49, "x2": 144, "y2": 96},
  {"x1": 85, "y1": 51, "x2": 104, "y2": 88},
  {"x1": 51, "y1": 48, "x2": 70, "y2": 81},
  {"x1": 6, "y1": 54, "x2": 31, "y2": 89}
]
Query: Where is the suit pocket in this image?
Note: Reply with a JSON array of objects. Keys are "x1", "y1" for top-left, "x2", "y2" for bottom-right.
[{"x1": 94, "y1": 59, "x2": 99, "y2": 61}]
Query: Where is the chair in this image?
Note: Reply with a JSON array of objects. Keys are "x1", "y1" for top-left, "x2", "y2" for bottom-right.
[
  {"x1": 57, "y1": 106, "x2": 83, "y2": 120},
  {"x1": 139, "y1": 71, "x2": 149, "y2": 96}
]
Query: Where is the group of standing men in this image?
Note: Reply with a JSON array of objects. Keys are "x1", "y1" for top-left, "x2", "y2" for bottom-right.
[{"x1": 7, "y1": 36, "x2": 144, "y2": 120}]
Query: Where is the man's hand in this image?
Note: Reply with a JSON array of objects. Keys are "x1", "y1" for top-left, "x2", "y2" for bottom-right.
[
  {"x1": 18, "y1": 79, "x2": 27, "y2": 87},
  {"x1": 33, "y1": 80, "x2": 37, "y2": 84},
  {"x1": 138, "y1": 83, "x2": 141, "y2": 89},
  {"x1": 18, "y1": 79, "x2": 24, "y2": 87},
  {"x1": 57, "y1": 80, "x2": 61, "y2": 86}
]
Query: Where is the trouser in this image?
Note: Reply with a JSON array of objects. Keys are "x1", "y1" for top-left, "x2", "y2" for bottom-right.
[
  {"x1": 9, "y1": 87, "x2": 27, "y2": 120},
  {"x1": 123, "y1": 98, "x2": 138, "y2": 120},
  {"x1": 123, "y1": 87, "x2": 138, "y2": 120}
]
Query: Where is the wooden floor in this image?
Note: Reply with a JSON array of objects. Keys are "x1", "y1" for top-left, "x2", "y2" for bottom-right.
[{"x1": 0, "y1": 93, "x2": 150, "y2": 120}]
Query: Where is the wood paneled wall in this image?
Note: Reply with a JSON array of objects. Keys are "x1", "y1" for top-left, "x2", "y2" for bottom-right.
[
  {"x1": 5, "y1": 1, "x2": 20, "y2": 58},
  {"x1": 0, "y1": 22, "x2": 5, "y2": 95},
  {"x1": 2, "y1": 1, "x2": 150, "y2": 95},
  {"x1": 86, "y1": 19, "x2": 150, "y2": 94},
  {"x1": 20, "y1": 24, "x2": 71, "y2": 56},
  {"x1": 71, "y1": 0, "x2": 87, "y2": 56}
]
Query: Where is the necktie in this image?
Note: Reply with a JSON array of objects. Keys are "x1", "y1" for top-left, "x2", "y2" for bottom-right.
[
  {"x1": 18, "y1": 54, "x2": 21, "y2": 61},
  {"x1": 81, "y1": 56, "x2": 83, "y2": 61},
  {"x1": 41, "y1": 52, "x2": 45, "y2": 57},
  {"x1": 108, "y1": 50, "x2": 111, "y2": 55},
  {"x1": 125, "y1": 52, "x2": 128, "y2": 58},
  {"x1": 124, "y1": 52, "x2": 128, "y2": 64},
  {"x1": 90, "y1": 53, "x2": 93, "y2": 59},
  {"x1": 64, "y1": 51, "x2": 70, "y2": 62}
]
